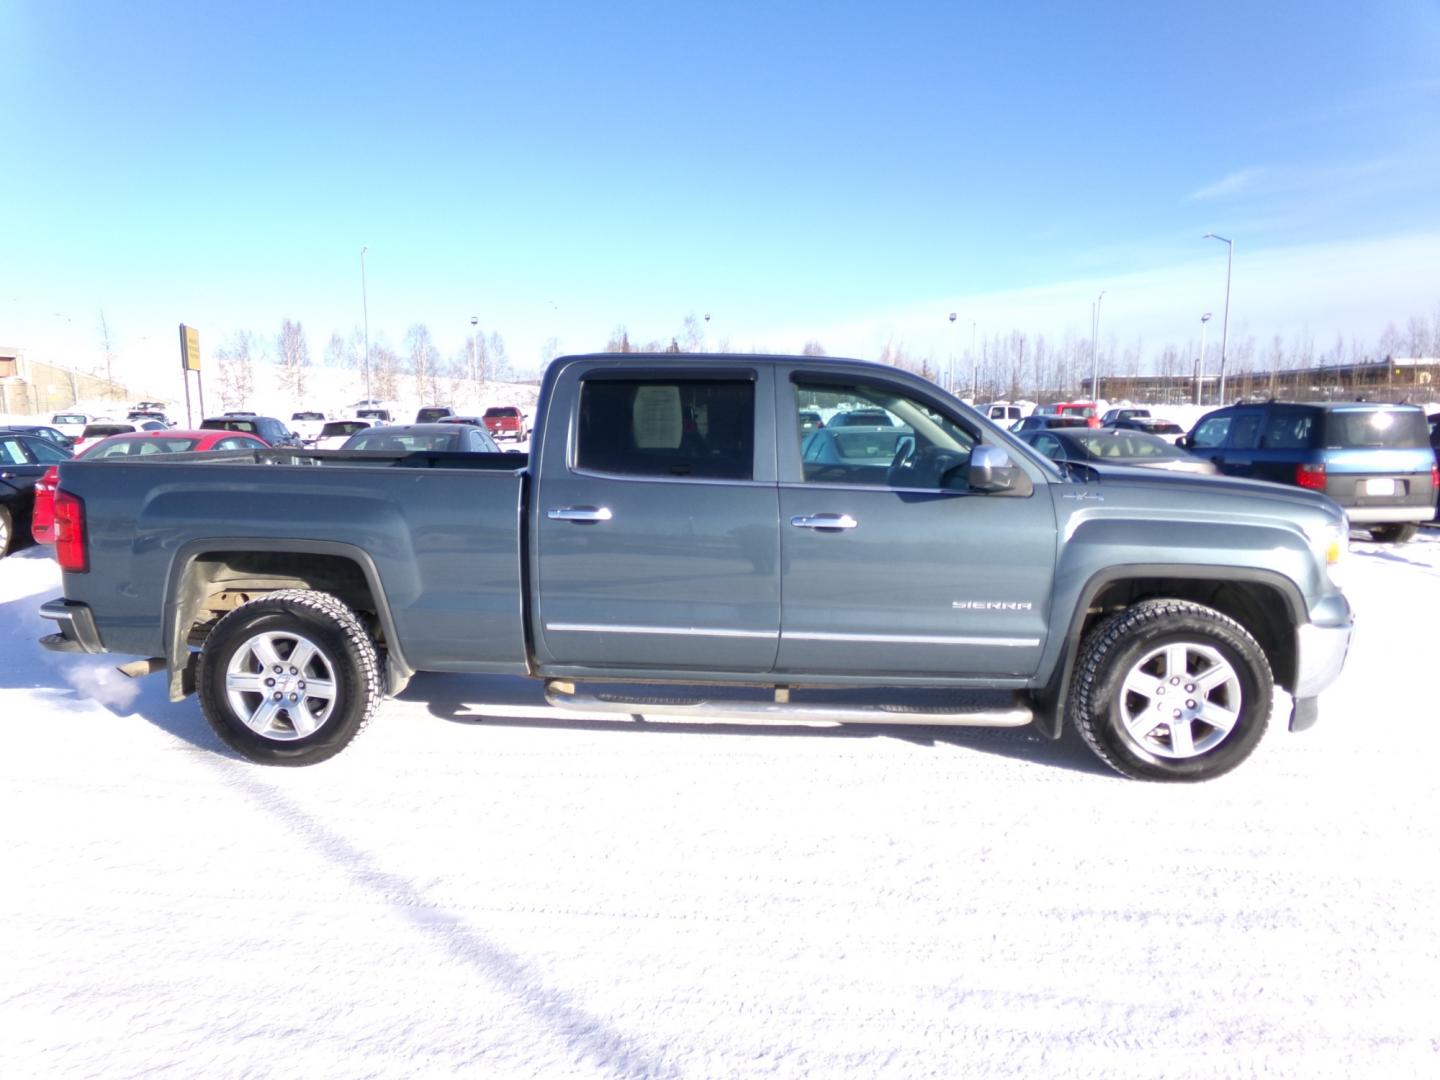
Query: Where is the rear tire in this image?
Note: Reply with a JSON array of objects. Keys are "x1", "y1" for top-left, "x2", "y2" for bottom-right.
[
  {"x1": 1069, "y1": 599, "x2": 1273, "y2": 782},
  {"x1": 0, "y1": 506, "x2": 11, "y2": 558},
  {"x1": 197, "y1": 590, "x2": 380, "y2": 765},
  {"x1": 1368, "y1": 523, "x2": 1417, "y2": 544}
]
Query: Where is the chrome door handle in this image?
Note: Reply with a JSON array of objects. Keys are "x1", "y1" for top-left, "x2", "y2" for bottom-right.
[
  {"x1": 790, "y1": 513, "x2": 858, "y2": 530},
  {"x1": 547, "y1": 506, "x2": 613, "y2": 522}
]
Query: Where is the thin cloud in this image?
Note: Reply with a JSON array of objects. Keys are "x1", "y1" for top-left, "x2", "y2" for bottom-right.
[{"x1": 1189, "y1": 168, "x2": 1268, "y2": 201}]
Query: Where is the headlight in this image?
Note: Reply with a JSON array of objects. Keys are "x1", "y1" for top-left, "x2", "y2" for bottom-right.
[{"x1": 1304, "y1": 518, "x2": 1350, "y2": 590}]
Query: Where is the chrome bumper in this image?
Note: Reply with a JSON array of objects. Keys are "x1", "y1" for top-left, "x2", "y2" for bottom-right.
[
  {"x1": 38, "y1": 598, "x2": 105, "y2": 654},
  {"x1": 1293, "y1": 618, "x2": 1354, "y2": 700}
]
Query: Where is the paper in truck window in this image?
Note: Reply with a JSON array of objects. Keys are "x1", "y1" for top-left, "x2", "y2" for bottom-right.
[{"x1": 632, "y1": 385, "x2": 682, "y2": 449}]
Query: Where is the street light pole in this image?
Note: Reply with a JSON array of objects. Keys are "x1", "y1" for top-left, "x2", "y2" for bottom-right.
[
  {"x1": 1197, "y1": 312, "x2": 1213, "y2": 405},
  {"x1": 1089, "y1": 290, "x2": 1106, "y2": 401},
  {"x1": 1204, "y1": 234, "x2": 1233, "y2": 405},
  {"x1": 947, "y1": 312, "x2": 957, "y2": 395},
  {"x1": 470, "y1": 315, "x2": 479, "y2": 391},
  {"x1": 970, "y1": 321, "x2": 978, "y2": 400},
  {"x1": 360, "y1": 245, "x2": 371, "y2": 401}
]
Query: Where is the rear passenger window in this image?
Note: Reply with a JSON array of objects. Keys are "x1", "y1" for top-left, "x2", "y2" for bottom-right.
[
  {"x1": 1228, "y1": 413, "x2": 1263, "y2": 449},
  {"x1": 1264, "y1": 412, "x2": 1315, "y2": 449},
  {"x1": 576, "y1": 378, "x2": 755, "y2": 480}
]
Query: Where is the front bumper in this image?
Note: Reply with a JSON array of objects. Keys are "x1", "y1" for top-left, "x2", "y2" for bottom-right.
[
  {"x1": 1288, "y1": 596, "x2": 1355, "y2": 731},
  {"x1": 38, "y1": 598, "x2": 105, "y2": 654}
]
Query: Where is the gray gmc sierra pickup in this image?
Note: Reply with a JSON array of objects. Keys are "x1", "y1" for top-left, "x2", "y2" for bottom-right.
[{"x1": 39, "y1": 353, "x2": 1354, "y2": 781}]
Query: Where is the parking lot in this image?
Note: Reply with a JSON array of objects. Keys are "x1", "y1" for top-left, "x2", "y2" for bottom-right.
[{"x1": 3, "y1": 528, "x2": 1437, "y2": 1079}]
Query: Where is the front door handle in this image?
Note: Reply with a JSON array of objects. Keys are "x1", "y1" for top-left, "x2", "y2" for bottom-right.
[
  {"x1": 547, "y1": 506, "x2": 613, "y2": 523},
  {"x1": 790, "y1": 513, "x2": 858, "y2": 530}
]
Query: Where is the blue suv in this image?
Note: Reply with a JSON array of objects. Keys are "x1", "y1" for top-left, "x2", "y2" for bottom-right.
[{"x1": 1182, "y1": 401, "x2": 1437, "y2": 543}]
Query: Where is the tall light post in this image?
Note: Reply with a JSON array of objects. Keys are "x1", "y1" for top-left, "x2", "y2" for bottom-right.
[
  {"x1": 1204, "y1": 233, "x2": 1233, "y2": 405},
  {"x1": 470, "y1": 315, "x2": 479, "y2": 390},
  {"x1": 947, "y1": 312, "x2": 957, "y2": 395},
  {"x1": 360, "y1": 245, "x2": 371, "y2": 401},
  {"x1": 1089, "y1": 290, "x2": 1106, "y2": 401},
  {"x1": 1196, "y1": 312, "x2": 1213, "y2": 404},
  {"x1": 970, "y1": 320, "x2": 978, "y2": 400}
]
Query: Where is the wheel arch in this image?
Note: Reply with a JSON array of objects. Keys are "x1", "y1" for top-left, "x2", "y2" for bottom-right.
[
  {"x1": 1034, "y1": 564, "x2": 1304, "y2": 739},
  {"x1": 162, "y1": 538, "x2": 413, "y2": 702}
]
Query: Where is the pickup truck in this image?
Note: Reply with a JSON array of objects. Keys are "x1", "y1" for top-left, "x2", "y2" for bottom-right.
[{"x1": 38, "y1": 353, "x2": 1355, "y2": 781}]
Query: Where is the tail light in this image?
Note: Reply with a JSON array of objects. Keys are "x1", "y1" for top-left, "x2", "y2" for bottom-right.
[
  {"x1": 53, "y1": 489, "x2": 89, "y2": 573},
  {"x1": 1087, "y1": 416, "x2": 1101, "y2": 428},
  {"x1": 36, "y1": 466, "x2": 59, "y2": 496},
  {"x1": 1432, "y1": 465, "x2": 1439, "y2": 490},
  {"x1": 1295, "y1": 463, "x2": 1327, "y2": 491}
]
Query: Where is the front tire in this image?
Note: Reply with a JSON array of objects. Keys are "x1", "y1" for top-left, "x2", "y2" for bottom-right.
[
  {"x1": 1069, "y1": 599, "x2": 1273, "y2": 782},
  {"x1": 1368, "y1": 523, "x2": 1417, "y2": 544},
  {"x1": 197, "y1": 590, "x2": 380, "y2": 765}
]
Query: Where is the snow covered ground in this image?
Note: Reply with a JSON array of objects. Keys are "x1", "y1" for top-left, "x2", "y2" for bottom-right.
[{"x1": 3, "y1": 529, "x2": 1439, "y2": 1079}]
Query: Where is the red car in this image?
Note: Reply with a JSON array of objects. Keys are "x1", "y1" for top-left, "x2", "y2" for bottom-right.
[
  {"x1": 31, "y1": 429, "x2": 269, "y2": 544},
  {"x1": 1033, "y1": 401, "x2": 1102, "y2": 428},
  {"x1": 482, "y1": 405, "x2": 529, "y2": 442}
]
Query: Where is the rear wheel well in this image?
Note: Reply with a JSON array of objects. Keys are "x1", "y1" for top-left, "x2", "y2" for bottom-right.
[{"x1": 177, "y1": 551, "x2": 382, "y2": 651}]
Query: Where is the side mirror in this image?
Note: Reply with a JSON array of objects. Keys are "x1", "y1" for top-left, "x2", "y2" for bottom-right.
[
  {"x1": 1177, "y1": 435, "x2": 1192, "y2": 449},
  {"x1": 969, "y1": 445, "x2": 1032, "y2": 494}
]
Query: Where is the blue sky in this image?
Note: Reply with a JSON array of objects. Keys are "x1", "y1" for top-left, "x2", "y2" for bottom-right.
[{"x1": 3, "y1": 0, "x2": 1438, "y2": 388}]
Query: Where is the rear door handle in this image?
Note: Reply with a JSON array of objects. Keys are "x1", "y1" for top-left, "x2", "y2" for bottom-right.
[
  {"x1": 547, "y1": 506, "x2": 613, "y2": 523},
  {"x1": 790, "y1": 513, "x2": 859, "y2": 530}
]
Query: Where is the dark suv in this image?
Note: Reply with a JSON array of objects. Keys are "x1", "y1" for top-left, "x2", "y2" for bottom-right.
[
  {"x1": 1183, "y1": 401, "x2": 1437, "y2": 542},
  {"x1": 199, "y1": 415, "x2": 302, "y2": 448}
]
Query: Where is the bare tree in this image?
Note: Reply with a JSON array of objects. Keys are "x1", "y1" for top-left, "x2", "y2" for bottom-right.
[
  {"x1": 604, "y1": 326, "x2": 631, "y2": 352},
  {"x1": 215, "y1": 330, "x2": 259, "y2": 410},
  {"x1": 681, "y1": 314, "x2": 704, "y2": 352},
  {"x1": 324, "y1": 333, "x2": 346, "y2": 369},
  {"x1": 405, "y1": 323, "x2": 442, "y2": 402},
  {"x1": 276, "y1": 319, "x2": 310, "y2": 400},
  {"x1": 371, "y1": 341, "x2": 400, "y2": 402},
  {"x1": 487, "y1": 331, "x2": 509, "y2": 379},
  {"x1": 801, "y1": 340, "x2": 827, "y2": 356}
]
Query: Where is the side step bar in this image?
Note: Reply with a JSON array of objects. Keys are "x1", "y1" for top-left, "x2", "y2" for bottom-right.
[{"x1": 544, "y1": 681, "x2": 1034, "y2": 728}]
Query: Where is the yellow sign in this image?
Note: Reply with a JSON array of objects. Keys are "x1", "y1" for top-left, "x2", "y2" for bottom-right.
[{"x1": 180, "y1": 324, "x2": 202, "y2": 372}]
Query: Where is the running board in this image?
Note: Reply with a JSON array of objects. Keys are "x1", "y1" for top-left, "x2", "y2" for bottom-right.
[{"x1": 543, "y1": 682, "x2": 1034, "y2": 728}]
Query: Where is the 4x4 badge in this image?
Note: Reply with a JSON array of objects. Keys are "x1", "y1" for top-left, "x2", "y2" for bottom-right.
[{"x1": 1062, "y1": 491, "x2": 1104, "y2": 501}]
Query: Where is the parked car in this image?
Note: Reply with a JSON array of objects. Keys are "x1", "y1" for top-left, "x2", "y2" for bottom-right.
[
  {"x1": 340, "y1": 423, "x2": 501, "y2": 453},
  {"x1": 415, "y1": 405, "x2": 455, "y2": 424},
  {"x1": 976, "y1": 403, "x2": 1025, "y2": 423},
  {"x1": 797, "y1": 409, "x2": 825, "y2": 432},
  {"x1": 2, "y1": 432, "x2": 72, "y2": 556},
  {"x1": 1016, "y1": 427, "x2": 1218, "y2": 475},
  {"x1": 827, "y1": 407, "x2": 898, "y2": 427},
  {"x1": 200, "y1": 414, "x2": 302, "y2": 447},
  {"x1": 50, "y1": 412, "x2": 94, "y2": 440},
  {"x1": 73, "y1": 420, "x2": 167, "y2": 453},
  {"x1": 482, "y1": 405, "x2": 529, "y2": 442},
  {"x1": 799, "y1": 425, "x2": 913, "y2": 481},
  {"x1": 1182, "y1": 401, "x2": 1437, "y2": 542},
  {"x1": 355, "y1": 407, "x2": 394, "y2": 423},
  {"x1": 1110, "y1": 416, "x2": 1187, "y2": 444},
  {"x1": 1010, "y1": 414, "x2": 1092, "y2": 433},
  {"x1": 1428, "y1": 411, "x2": 1440, "y2": 522},
  {"x1": 1101, "y1": 407, "x2": 1151, "y2": 425},
  {"x1": 289, "y1": 411, "x2": 329, "y2": 443},
  {"x1": 126, "y1": 409, "x2": 171, "y2": 426},
  {"x1": 31, "y1": 429, "x2": 270, "y2": 544},
  {"x1": 40, "y1": 351, "x2": 1354, "y2": 781},
  {"x1": 0, "y1": 424, "x2": 74, "y2": 450},
  {"x1": 309, "y1": 419, "x2": 373, "y2": 449},
  {"x1": 131, "y1": 401, "x2": 168, "y2": 413},
  {"x1": 1034, "y1": 402, "x2": 1101, "y2": 428}
]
